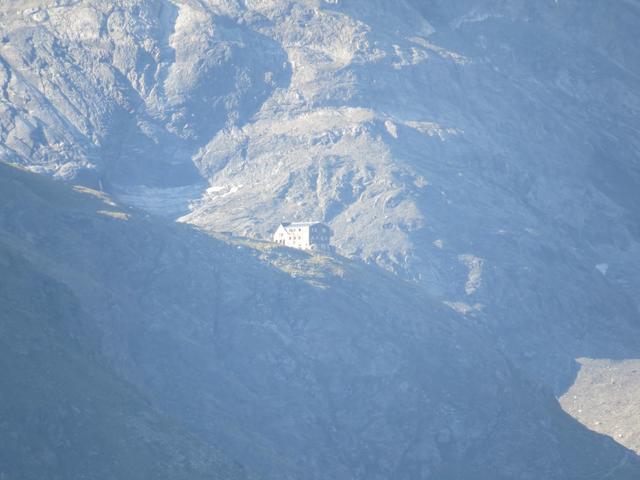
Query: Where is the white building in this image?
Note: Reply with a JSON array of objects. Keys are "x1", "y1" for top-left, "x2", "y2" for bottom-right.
[{"x1": 273, "y1": 222, "x2": 332, "y2": 252}]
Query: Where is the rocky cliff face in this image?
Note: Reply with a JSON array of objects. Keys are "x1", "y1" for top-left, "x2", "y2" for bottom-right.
[{"x1": 1, "y1": 0, "x2": 640, "y2": 477}]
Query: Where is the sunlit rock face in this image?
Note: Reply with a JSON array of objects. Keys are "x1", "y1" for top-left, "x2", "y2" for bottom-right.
[
  {"x1": 0, "y1": 0, "x2": 290, "y2": 190},
  {"x1": 561, "y1": 358, "x2": 640, "y2": 455},
  {"x1": 1, "y1": 0, "x2": 640, "y2": 472}
]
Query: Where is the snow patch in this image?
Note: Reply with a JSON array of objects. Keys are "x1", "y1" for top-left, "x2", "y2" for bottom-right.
[
  {"x1": 116, "y1": 184, "x2": 205, "y2": 218},
  {"x1": 444, "y1": 301, "x2": 484, "y2": 315},
  {"x1": 205, "y1": 184, "x2": 244, "y2": 199},
  {"x1": 405, "y1": 120, "x2": 460, "y2": 141},
  {"x1": 408, "y1": 37, "x2": 470, "y2": 65},
  {"x1": 459, "y1": 254, "x2": 484, "y2": 295},
  {"x1": 384, "y1": 120, "x2": 398, "y2": 139}
]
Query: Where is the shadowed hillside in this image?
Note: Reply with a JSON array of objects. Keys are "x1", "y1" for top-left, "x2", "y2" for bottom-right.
[
  {"x1": 1, "y1": 162, "x2": 639, "y2": 479},
  {"x1": 1, "y1": 0, "x2": 640, "y2": 477}
]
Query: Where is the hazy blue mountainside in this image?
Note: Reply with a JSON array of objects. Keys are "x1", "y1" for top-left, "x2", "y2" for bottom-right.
[
  {"x1": 1, "y1": 0, "x2": 640, "y2": 476},
  {"x1": 2, "y1": 163, "x2": 639, "y2": 478},
  {"x1": 0, "y1": 166, "x2": 254, "y2": 480},
  {"x1": 1, "y1": 0, "x2": 639, "y2": 393}
]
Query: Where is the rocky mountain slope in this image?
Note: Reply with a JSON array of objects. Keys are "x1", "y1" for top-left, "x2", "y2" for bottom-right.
[
  {"x1": 2, "y1": 160, "x2": 640, "y2": 479},
  {"x1": 0, "y1": 166, "x2": 252, "y2": 479},
  {"x1": 1, "y1": 0, "x2": 640, "y2": 475},
  {"x1": 561, "y1": 358, "x2": 640, "y2": 455},
  {"x1": 2, "y1": 0, "x2": 639, "y2": 383}
]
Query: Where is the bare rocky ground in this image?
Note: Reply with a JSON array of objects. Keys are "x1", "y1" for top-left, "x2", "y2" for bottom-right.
[{"x1": 561, "y1": 358, "x2": 640, "y2": 455}]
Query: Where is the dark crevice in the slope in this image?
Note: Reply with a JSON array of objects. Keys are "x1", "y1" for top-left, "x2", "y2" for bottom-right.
[
  {"x1": 0, "y1": 54, "x2": 11, "y2": 100},
  {"x1": 104, "y1": 3, "x2": 291, "y2": 190}
]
